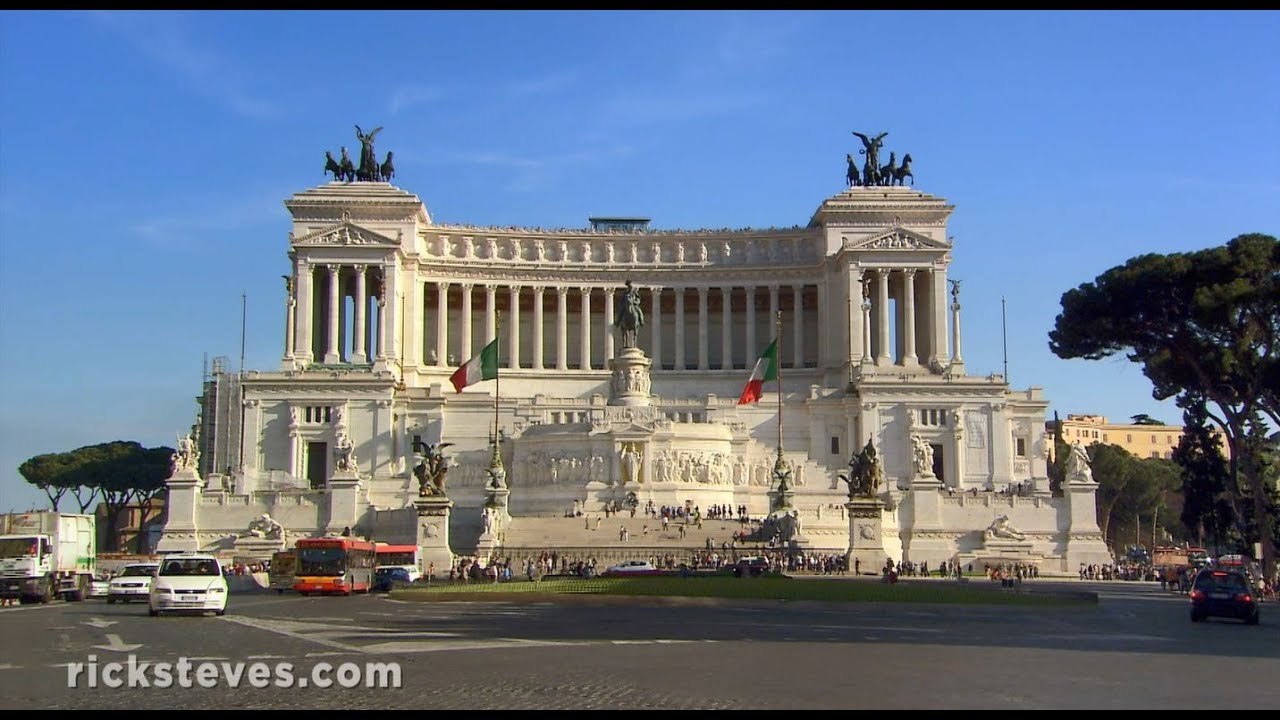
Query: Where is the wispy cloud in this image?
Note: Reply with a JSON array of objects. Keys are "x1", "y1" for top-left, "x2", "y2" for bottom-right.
[
  {"x1": 431, "y1": 145, "x2": 634, "y2": 194},
  {"x1": 388, "y1": 85, "x2": 447, "y2": 115},
  {"x1": 88, "y1": 12, "x2": 278, "y2": 119},
  {"x1": 437, "y1": 145, "x2": 633, "y2": 171},
  {"x1": 713, "y1": 14, "x2": 809, "y2": 68},
  {"x1": 127, "y1": 189, "x2": 287, "y2": 250}
]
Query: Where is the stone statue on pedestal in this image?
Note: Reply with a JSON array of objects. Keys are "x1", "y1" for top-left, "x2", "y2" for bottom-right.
[
  {"x1": 985, "y1": 514, "x2": 1027, "y2": 542},
  {"x1": 614, "y1": 279, "x2": 646, "y2": 349}
]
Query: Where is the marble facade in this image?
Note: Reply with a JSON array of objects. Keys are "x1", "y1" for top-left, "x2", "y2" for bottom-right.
[{"x1": 156, "y1": 177, "x2": 1110, "y2": 575}]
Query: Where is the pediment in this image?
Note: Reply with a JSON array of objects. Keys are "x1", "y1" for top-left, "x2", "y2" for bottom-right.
[
  {"x1": 842, "y1": 228, "x2": 949, "y2": 252},
  {"x1": 292, "y1": 221, "x2": 399, "y2": 248}
]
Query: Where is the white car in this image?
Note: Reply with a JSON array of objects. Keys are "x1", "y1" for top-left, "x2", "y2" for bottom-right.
[
  {"x1": 603, "y1": 560, "x2": 661, "y2": 576},
  {"x1": 149, "y1": 555, "x2": 228, "y2": 616},
  {"x1": 88, "y1": 574, "x2": 111, "y2": 600},
  {"x1": 107, "y1": 563, "x2": 159, "y2": 604}
]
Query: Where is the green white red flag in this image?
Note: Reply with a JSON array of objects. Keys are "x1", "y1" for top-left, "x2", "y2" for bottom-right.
[
  {"x1": 737, "y1": 338, "x2": 779, "y2": 404},
  {"x1": 450, "y1": 338, "x2": 498, "y2": 393}
]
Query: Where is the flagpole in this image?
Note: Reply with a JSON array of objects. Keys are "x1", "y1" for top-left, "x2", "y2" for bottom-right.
[
  {"x1": 493, "y1": 312, "x2": 501, "y2": 443},
  {"x1": 776, "y1": 310, "x2": 784, "y2": 456}
]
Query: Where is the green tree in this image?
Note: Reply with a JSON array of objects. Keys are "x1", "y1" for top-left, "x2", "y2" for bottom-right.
[
  {"x1": 1130, "y1": 414, "x2": 1165, "y2": 426},
  {"x1": 19, "y1": 442, "x2": 172, "y2": 551},
  {"x1": 1047, "y1": 411, "x2": 1069, "y2": 497},
  {"x1": 17, "y1": 453, "x2": 76, "y2": 511},
  {"x1": 1173, "y1": 396, "x2": 1234, "y2": 551},
  {"x1": 1049, "y1": 233, "x2": 1280, "y2": 577}
]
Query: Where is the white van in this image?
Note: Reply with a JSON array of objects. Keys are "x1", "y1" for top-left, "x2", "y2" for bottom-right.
[{"x1": 149, "y1": 554, "x2": 228, "y2": 616}]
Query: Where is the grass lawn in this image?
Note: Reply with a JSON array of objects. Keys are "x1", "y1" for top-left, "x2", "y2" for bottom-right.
[{"x1": 390, "y1": 575, "x2": 1092, "y2": 606}]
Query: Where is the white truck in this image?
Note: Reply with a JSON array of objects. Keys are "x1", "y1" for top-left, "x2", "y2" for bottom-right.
[{"x1": 0, "y1": 511, "x2": 97, "y2": 603}]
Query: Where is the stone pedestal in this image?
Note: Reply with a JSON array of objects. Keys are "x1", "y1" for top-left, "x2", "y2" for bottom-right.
[
  {"x1": 1063, "y1": 478, "x2": 1112, "y2": 569},
  {"x1": 156, "y1": 468, "x2": 203, "y2": 553},
  {"x1": 608, "y1": 347, "x2": 652, "y2": 407},
  {"x1": 232, "y1": 536, "x2": 287, "y2": 562},
  {"x1": 975, "y1": 537, "x2": 1035, "y2": 563},
  {"x1": 909, "y1": 472, "x2": 943, "y2": 491},
  {"x1": 325, "y1": 470, "x2": 363, "y2": 535},
  {"x1": 845, "y1": 498, "x2": 887, "y2": 573},
  {"x1": 413, "y1": 496, "x2": 454, "y2": 575}
]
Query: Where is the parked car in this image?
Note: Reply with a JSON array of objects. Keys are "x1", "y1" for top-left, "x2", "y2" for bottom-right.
[
  {"x1": 373, "y1": 567, "x2": 411, "y2": 592},
  {"x1": 108, "y1": 563, "x2": 159, "y2": 604},
  {"x1": 88, "y1": 573, "x2": 111, "y2": 600},
  {"x1": 1190, "y1": 569, "x2": 1259, "y2": 625},
  {"x1": 149, "y1": 554, "x2": 228, "y2": 617},
  {"x1": 733, "y1": 557, "x2": 772, "y2": 578},
  {"x1": 603, "y1": 560, "x2": 661, "y2": 576}
]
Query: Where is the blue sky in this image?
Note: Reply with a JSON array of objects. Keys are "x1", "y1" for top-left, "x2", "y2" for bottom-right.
[{"x1": 1, "y1": 10, "x2": 1277, "y2": 513}]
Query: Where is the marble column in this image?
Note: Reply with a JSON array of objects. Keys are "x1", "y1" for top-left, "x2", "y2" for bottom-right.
[
  {"x1": 485, "y1": 284, "x2": 497, "y2": 346},
  {"x1": 792, "y1": 285, "x2": 804, "y2": 369},
  {"x1": 861, "y1": 291, "x2": 873, "y2": 366},
  {"x1": 902, "y1": 269, "x2": 918, "y2": 367},
  {"x1": 745, "y1": 285, "x2": 756, "y2": 359},
  {"x1": 284, "y1": 273, "x2": 296, "y2": 364},
  {"x1": 650, "y1": 287, "x2": 662, "y2": 366},
  {"x1": 436, "y1": 282, "x2": 449, "y2": 366},
  {"x1": 295, "y1": 260, "x2": 312, "y2": 362},
  {"x1": 460, "y1": 283, "x2": 474, "y2": 362},
  {"x1": 603, "y1": 286, "x2": 615, "y2": 361},
  {"x1": 353, "y1": 264, "x2": 368, "y2": 364},
  {"x1": 850, "y1": 270, "x2": 865, "y2": 365},
  {"x1": 721, "y1": 286, "x2": 733, "y2": 370},
  {"x1": 404, "y1": 274, "x2": 420, "y2": 369},
  {"x1": 324, "y1": 264, "x2": 341, "y2": 363},
  {"x1": 556, "y1": 286, "x2": 568, "y2": 370},
  {"x1": 951, "y1": 285, "x2": 964, "y2": 366},
  {"x1": 876, "y1": 268, "x2": 891, "y2": 366},
  {"x1": 532, "y1": 286, "x2": 545, "y2": 370},
  {"x1": 697, "y1": 286, "x2": 709, "y2": 370},
  {"x1": 509, "y1": 285, "x2": 521, "y2": 369},
  {"x1": 580, "y1": 287, "x2": 592, "y2": 370},
  {"x1": 674, "y1": 288, "x2": 686, "y2": 370},
  {"x1": 931, "y1": 267, "x2": 947, "y2": 369},
  {"x1": 768, "y1": 285, "x2": 780, "y2": 340}
]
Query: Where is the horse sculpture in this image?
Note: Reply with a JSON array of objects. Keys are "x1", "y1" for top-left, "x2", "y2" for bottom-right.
[
  {"x1": 892, "y1": 153, "x2": 914, "y2": 186},
  {"x1": 878, "y1": 152, "x2": 898, "y2": 187},
  {"x1": 379, "y1": 151, "x2": 395, "y2": 183},
  {"x1": 324, "y1": 151, "x2": 342, "y2": 181},
  {"x1": 845, "y1": 153, "x2": 861, "y2": 187},
  {"x1": 338, "y1": 147, "x2": 356, "y2": 182}
]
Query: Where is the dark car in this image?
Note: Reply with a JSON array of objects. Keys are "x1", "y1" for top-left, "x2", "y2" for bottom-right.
[
  {"x1": 373, "y1": 567, "x2": 411, "y2": 592},
  {"x1": 733, "y1": 557, "x2": 771, "y2": 578},
  {"x1": 1190, "y1": 569, "x2": 1260, "y2": 625}
]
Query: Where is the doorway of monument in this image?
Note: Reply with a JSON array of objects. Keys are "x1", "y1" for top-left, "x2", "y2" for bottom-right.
[
  {"x1": 306, "y1": 441, "x2": 328, "y2": 489},
  {"x1": 931, "y1": 443, "x2": 944, "y2": 484}
]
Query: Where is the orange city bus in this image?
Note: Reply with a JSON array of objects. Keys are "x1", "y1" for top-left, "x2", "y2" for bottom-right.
[
  {"x1": 293, "y1": 537, "x2": 375, "y2": 595},
  {"x1": 374, "y1": 543, "x2": 421, "y2": 582}
]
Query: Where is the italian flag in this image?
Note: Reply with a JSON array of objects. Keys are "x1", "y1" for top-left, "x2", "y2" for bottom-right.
[
  {"x1": 737, "y1": 338, "x2": 779, "y2": 405},
  {"x1": 449, "y1": 338, "x2": 498, "y2": 393}
]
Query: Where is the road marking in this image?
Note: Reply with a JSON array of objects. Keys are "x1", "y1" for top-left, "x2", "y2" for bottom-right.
[
  {"x1": 220, "y1": 615, "x2": 364, "y2": 653},
  {"x1": 0, "y1": 663, "x2": 19, "y2": 670},
  {"x1": 82, "y1": 617, "x2": 117, "y2": 629},
  {"x1": 91, "y1": 634, "x2": 143, "y2": 652},
  {"x1": 304, "y1": 651, "x2": 350, "y2": 657}
]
